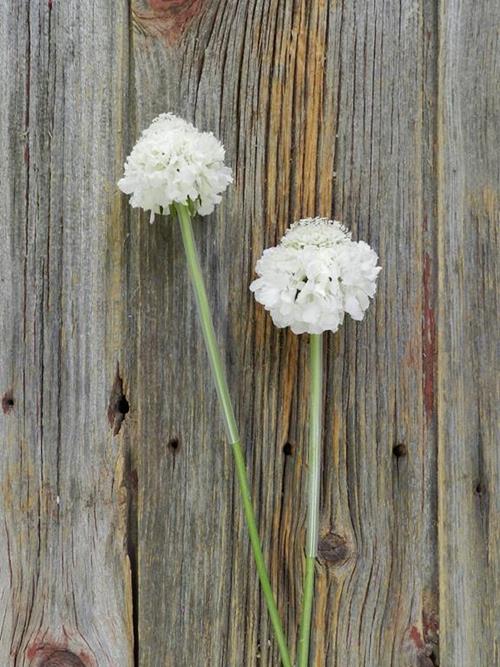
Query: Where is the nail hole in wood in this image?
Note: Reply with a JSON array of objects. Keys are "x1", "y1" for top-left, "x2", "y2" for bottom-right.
[
  {"x1": 117, "y1": 396, "x2": 130, "y2": 415},
  {"x1": 107, "y1": 365, "x2": 129, "y2": 436},
  {"x1": 168, "y1": 437, "x2": 179, "y2": 452},
  {"x1": 393, "y1": 443, "x2": 407, "y2": 458},
  {"x1": 2, "y1": 390, "x2": 14, "y2": 414},
  {"x1": 282, "y1": 442, "x2": 293, "y2": 456},
  {"x1": 475, "y1": 481, "x2": 484, "y2": 496}
]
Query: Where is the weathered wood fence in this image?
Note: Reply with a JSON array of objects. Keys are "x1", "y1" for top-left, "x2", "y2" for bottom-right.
[{"x1": 0, "y1": 1, "x2": 498, "y2": 665}]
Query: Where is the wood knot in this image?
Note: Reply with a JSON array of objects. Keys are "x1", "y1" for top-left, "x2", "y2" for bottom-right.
[
  {"x1": 149, "y1": 0, "x2": 191, "y2": 9},
  {"x1": 133, "y1": 0, "x2": 205, "y2": 44},
  {"x1": 107, "y1": 365, "x2": 129, "y2": 435},
  {"x1": 40, "y1": 652, "x2": 86, "y2": 667},
  {"x1": 407, "y1": 624, "x2": 438, "y2": 667},
  {"x1": 2, "y1": 389, "x2": 14, "y2": 414},
  {"x1": 26, "y1": 638, "x2": 94, "y2": 667},
  {"x1": 318, "y1": 532, "x2": 352, "y2": 566}
]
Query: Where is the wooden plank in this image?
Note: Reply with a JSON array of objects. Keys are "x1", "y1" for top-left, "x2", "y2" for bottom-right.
[
  {"x1": 437, "y1": 0, "x2": 499, "y2": 665},
  {"x1": 317, "y1": 1, "x2": 439, "y2": 665},
  {"x1": 319, "y1": 0, "x2": 441, "y2": 664},
  {"x1": 130, "y1": 1, "x2": 440, "y2": 664},
  {"x1": 0, "y1": 2, "x2": 134, "y2": 664}
]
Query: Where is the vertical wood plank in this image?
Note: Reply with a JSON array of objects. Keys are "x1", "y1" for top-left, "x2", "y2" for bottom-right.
[
  {"x1": 0, "y1": 2, "x2": 134, "y2": 664},
  {"x1": 317, "y1": 1, "x2": 440, "y2": 664},
  {"x1": 437, "y1": 0, "x2": 499, "y2": 664},
  {"x1": 130, "y1": 1, "x2": 441, "y2": 664}
]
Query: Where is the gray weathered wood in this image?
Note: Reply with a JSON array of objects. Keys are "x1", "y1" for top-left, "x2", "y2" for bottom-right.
[
  {"x1": 437, "y1": 1, "x2": 499, "y2": 665},
  {"x1": 1, "y1": 0, "x2": 498, "y2": 665},
  {"x1": 0, "y1": 1, "x2": 134, "y2": 664}
]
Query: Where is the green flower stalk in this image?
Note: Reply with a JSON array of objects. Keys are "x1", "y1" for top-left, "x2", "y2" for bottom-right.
[
  {"x1": 297, "y1": 333, "x2": 323, "y2": 666},
  {"x1": 119, "y1": 113, "x2": 292, "y2": 667},
  {"x1": 176, "y1": 202, "x2": 291, "y2": 666}
]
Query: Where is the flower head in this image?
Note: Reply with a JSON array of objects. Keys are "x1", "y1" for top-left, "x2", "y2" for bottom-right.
[
  {"x1": 250, "y1": 217, "x2": 381, "y2": 335},
  {"x1": 118, "y1": 113, "x2": 233, "y2": 222}
]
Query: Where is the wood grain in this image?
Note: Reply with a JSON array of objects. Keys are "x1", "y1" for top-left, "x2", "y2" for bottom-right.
[
  {"x1": 437, "y1": 1, "x2": 499, "y2": 665},
  {"x1": 0, "y1": 1, "x2": 134, "y2": 664},
  {"x1": 0, "y1": 0, "x2": 498, "y2": 665}
]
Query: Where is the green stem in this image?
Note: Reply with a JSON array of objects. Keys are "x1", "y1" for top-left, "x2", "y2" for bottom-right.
[
  {"x1": 297, "y1": 333, "x2": 323, "y2": 667},
  {"x1": 175, "y1": 202, "x2": 292, "y2": 667}
]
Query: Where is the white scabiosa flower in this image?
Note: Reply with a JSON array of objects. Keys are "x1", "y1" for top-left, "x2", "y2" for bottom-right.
[
  {"x1": 118, "y1": 113, "x2": 233, "y2": 222},
  {"x1": 250, "y1": 217, "x2": 381, "y2": 335}
]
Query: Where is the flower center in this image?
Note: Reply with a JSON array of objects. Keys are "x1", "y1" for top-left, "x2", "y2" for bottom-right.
[{"x1": 281, "y1": 217, "x2": 351, "y2": 249}]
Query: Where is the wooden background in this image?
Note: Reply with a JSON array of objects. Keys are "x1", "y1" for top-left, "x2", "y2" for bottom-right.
[{"x1": 0, "y1": 1, "x2": 498, "y2": 665}]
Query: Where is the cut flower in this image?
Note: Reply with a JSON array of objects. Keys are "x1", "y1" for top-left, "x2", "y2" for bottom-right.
[
  {"x1": 250, "y1": 217, "x2": 381, "y2": 335},
  {"x1": 118, "y1": 113, "x2": 233, "y2": 222}
]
